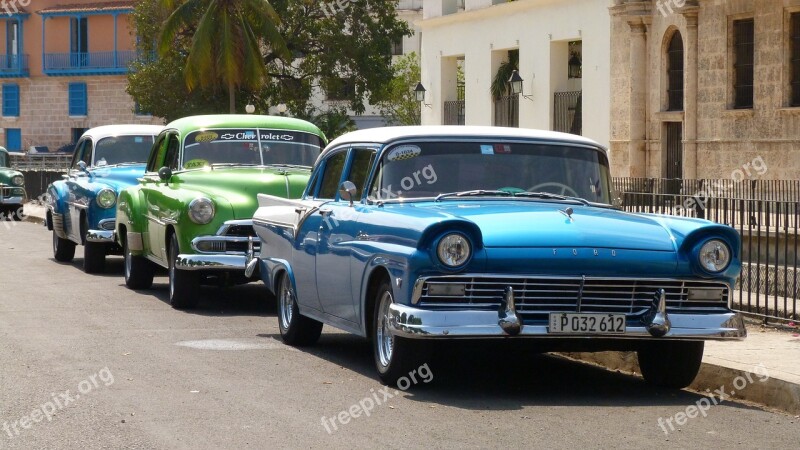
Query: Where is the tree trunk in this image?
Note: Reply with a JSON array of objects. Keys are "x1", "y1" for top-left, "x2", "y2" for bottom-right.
[{"x1": 228, "y1": 80, "x2": 236, "y2": 114}]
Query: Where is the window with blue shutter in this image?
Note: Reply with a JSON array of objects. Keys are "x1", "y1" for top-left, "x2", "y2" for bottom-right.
[
  {"x1": 2, "y1": 84, "x2": 19, "y2": 117},
  {"x1": 6, "y1": 128, "x2": 21, "y2": 151},
  {"x1": 68, "y1": 82, "x2": 87, "y2": 116}
]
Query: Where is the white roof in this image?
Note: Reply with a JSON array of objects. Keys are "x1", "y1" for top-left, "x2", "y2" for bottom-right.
[
  {"x1": 82, "y1": 124, "x2": 165, "y2": 140},
  {"x1": 325, "y1": 126, "x2": 605, "y2": 156}
]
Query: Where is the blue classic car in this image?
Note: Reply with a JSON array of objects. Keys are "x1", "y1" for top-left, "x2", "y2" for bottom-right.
[
  {"x1": 251, "y1": 126, "x2": 746, "y2": 388},
  {"x1": 46, "y1": 125, "x2": 164, "y2": 273}
]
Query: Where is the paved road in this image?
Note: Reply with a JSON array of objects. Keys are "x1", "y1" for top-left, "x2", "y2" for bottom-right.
[{"x1": 1, "y1": 222, "x2": 798, "y2": 449}]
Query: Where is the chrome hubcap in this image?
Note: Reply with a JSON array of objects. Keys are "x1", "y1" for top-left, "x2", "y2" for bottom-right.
[
  {"x1": 279, "y1": 277, "x2": 294, "y2": 330},
  {"x1": 376, "y1": 291, "x2": 394, "y2": 369}
]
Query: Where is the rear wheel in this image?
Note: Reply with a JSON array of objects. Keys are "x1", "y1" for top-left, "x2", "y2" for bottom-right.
[
  {"x1": 372, "y1": 281, "x2": 429, "y2": 387},
  {"x1": 168, "y1": 234, "x2": 199, "y2": 309},
  {"x1": 123, "y1": 233, "x2": 153, "y2": 289},
  {"x1": 52, "y1": 229, "x2": 75, "y2": 262},
  {"x1": 637, "y1": 341, "x2": 704, "y2": 389},
  {"x1": 277, "y1": 273, "x2": 323, "y2": 346}
]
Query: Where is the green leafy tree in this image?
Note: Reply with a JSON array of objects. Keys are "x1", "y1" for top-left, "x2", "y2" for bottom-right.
[
  {"x1": 128, "y1": 0, "x2": 411, "y2": 123},
  {"x1": 157, "y1": 0, "x2": 290, "y2": 113},
  {"x1": 293, "y1": 107, "x2": 357, "y2": 141},
  {"x1": 375, "y1": 52, "x2": 421, "y2": 126}
]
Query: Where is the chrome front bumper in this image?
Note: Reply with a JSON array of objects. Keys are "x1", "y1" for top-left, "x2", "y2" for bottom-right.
[
  {"x1": 86, "y1": 219, "x2": 117, "y2": 244},
  {"x1": 0, "y1": 185, "x2": 25, "y2": 204},
  {"x1": 388, "y1": 297, "x2": 747, "y2": 341},
  {"x1": 177, "y1": 222, "x2": 258, "y2": 272}
]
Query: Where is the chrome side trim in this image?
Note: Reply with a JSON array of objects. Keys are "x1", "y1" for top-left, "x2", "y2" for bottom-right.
[
  {"x1": 126, "y1": 232, "x2": 144, "y2": 251},
  {"x1": 52, "y1": 212, "x2": 67, "y2": 239}
]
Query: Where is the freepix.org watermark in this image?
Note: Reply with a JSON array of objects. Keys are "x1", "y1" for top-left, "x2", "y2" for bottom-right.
[
  {"x1": 656, "y1": 0, "x2": 688, "y2": 17},
  {"x1": 1, "y1": 0, "x2": 30, "y2": 17},
  {"x1": 674, "y1": 155, "x2": 767, "y2": 216},
  {"x1": 321, "y1": 363, "x2": 433, "y2": 434},
  {"x1": 321, "y1": 163, "x2": 438, "y2": 231},
  {"x1": 2, "y1": 367, "x2": 115, "y2": 440},
  {"x1": 656, "y1": 364, "x2": 770, "y2": 435}
]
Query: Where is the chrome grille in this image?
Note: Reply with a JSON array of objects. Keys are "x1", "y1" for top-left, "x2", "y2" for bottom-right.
[
  {"x1": 222, "y1": 225, "x2": 259, "y2": 253},
  {"x1": 417, "y1": 276, "x2": 730, "y2": 316}
]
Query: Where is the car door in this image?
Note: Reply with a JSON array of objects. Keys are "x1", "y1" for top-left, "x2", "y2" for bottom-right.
[
  {"x1": 144, "y1": 131, "x2": 181, "y2": 263},
  {"x1": 315, "y1": 147, "x2": 377, "y2": 324},
  {"x1": 66, "y1": 138, "x2": 92, "y2": 242}
]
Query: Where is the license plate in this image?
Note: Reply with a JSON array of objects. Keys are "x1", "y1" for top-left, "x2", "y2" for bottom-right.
[{"x1": 548, "y1": 313, "x2": 626, "y2": 334}]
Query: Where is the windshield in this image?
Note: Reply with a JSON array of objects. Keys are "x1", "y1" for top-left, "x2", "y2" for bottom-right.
[
  {"x1": 368, "y1": 141, "x2": 612, "y2": 204},
  {"x1": 94, "y1": 135, "x2": 156, "y2": 166},
  {"x1": 0, "y1": 151, "x2": 7, "y2": 168},
  {"x1": 182, "y1": 129, "x2": 322, "y2": 169}
]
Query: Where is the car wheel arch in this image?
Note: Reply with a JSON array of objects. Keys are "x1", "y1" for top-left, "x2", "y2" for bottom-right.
[{"x1": 363, "y1": 266, "x2": 391, "y2": 338}]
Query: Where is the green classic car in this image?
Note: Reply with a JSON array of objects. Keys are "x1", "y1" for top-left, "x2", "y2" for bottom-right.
[
  {"x1": 0, "y1": 147, "x2": 26, "y2": 220},
  {"x1": 115, "y1": 115, "x2": 326, "y2": 308}
]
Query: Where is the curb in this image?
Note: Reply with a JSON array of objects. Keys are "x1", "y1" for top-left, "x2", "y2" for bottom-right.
[{"x1": 559, "y1": 351, "x2": 800, "y2": 415}]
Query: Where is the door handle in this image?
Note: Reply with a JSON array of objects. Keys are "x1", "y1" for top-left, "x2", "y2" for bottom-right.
[{"x1": 319, "y1": 209, "x2": 333, "y2": 217}]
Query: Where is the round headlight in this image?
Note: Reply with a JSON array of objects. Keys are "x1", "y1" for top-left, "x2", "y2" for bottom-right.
[
  {"x1": 11, "y1": 175, "x2": 23, "y2": 186},
  {"x1": 188, "y1": 197, "x2": 215, "y2": 225},
  {"x1": 436, "y1": 233, "x2": 472, "y2": 268},
  {"x1": 699, "y1": 239, "x2": 731, "y2": 273},
  {"x1": 96, "y1": 189, "x2": 117, "y2": 209}
]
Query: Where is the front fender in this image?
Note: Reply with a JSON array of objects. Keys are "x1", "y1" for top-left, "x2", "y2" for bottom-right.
[{"x1": 115, "y1": 186, "x2": 145, "y2": 249}]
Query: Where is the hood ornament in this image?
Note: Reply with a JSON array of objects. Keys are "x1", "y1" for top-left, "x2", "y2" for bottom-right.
[{"x1": 559, "y1": 207, "x2": 574, "y2": 221}]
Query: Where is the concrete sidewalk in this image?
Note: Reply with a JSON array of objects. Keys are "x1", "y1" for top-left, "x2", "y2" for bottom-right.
[
  {"x1": 19, "y1": 202, "x2": 800, "y2": 414},
  {"x1": 564, "y1": 326, "x2": 800, "y2": 415}
]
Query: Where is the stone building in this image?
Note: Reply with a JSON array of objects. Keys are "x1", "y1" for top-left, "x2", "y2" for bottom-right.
[
  {"x1": 0, "y1": 1, "x2": 161, "y2": 153},
  {"x1": 610, "y1": 0, "x2": 800, "y2": 180}
]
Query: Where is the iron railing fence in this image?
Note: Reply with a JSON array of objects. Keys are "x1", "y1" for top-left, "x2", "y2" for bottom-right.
[
  {"x1": 444, "y1": 100, "x2": 465, "y2": 125},
  {"x1": 11, "y1": 154, "x2": 72, "y2": 171},
  {"x1": 614, "y1": 177, "x2": 799, "y2": 323},
  {"x1": 493, "y1": 95, "x2": 518, "y2": 128},
  {"x1": 553, "y1": 91, "x2": 582, "y2": 135}
]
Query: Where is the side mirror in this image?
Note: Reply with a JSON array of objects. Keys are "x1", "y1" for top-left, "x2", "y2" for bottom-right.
[
  {"x1": 338, "y1": 181, "x2": 357, "y2": 206},
  {"x1": 158, "y1": 166, "x2": 173, "y2": 184},
  {"x1": 77, "y1": 160, "x2": 89, "y2": 174}
]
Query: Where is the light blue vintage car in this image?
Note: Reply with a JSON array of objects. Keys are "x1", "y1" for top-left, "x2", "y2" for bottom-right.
[
  {"x1": 46, "y1": 125, "x2": 164, "y2": 273},
  {"x1": 251, "y1": 126, "x2": 746, "y2": 388}
]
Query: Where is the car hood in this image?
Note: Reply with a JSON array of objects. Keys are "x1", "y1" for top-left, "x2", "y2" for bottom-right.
[
  {"x1": 409, "y1": 201, "x2": 677, "y2": 251},
  {"x1": 0, "y1": 167, "x2": 22, "y2": 184},
  {"x1": 88, "y1": 165, "x2": 146, "y2": 191},
  {"x1": 174, "y1": 166, "x2": 310, "y2": 220}
]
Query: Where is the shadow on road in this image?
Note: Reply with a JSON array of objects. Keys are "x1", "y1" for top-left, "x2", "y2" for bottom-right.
[{"x1": 265, "y1": 331, "x2": 764, "y2": 413}]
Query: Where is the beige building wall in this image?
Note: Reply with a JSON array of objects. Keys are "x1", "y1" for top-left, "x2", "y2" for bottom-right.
[{"x1": 610, "y1": 0, "x2": 800, "y2": 180}]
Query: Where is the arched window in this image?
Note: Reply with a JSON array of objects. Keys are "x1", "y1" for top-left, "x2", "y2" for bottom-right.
[{"x1": 667, "y1": 32, "x2": 684, "y2": 111}]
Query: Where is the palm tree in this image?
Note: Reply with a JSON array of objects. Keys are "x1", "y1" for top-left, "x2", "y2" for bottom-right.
[{"x1": 158, "y1": 0, "x2": 290, "y2": 113}]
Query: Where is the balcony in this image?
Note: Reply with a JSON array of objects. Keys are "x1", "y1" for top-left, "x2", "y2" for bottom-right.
[
  {"x1": 43, "y1": 51, "x2": 137, "y2": 76},
  {"x1": 0, "y1": 54, "x2": 29, "y2": 78}
]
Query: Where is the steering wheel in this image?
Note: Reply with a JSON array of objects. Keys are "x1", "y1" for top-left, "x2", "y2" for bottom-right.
[{"x1": 528, "y1": 182, "x2": 579, "y2": 197}]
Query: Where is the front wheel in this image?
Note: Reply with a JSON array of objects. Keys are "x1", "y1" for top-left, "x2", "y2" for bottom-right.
[
  {"x1": 372, "y1": 281, "x2": 429, "y2": 387},
  {"x1": 277, "y1": 273, "x2": 322, "y2": 346},
  {"x1": 168, "y1": 234, "x2": 199, "y2": 309},
  {"x1": 52, "y1": 230, "x2": 75, "y2": 262},
  {"x1": 123, "y1": 233, "x2": 153, "y2": 289},
  {"x1": 637, "y1": 340, "x2": 704, "y2": 389},
  {"x1": 83, "y1": 241, "x2": 106, "y2": 274}
]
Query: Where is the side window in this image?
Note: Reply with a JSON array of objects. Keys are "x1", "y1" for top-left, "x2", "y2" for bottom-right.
[
  {"x1": 344, "y1": 148, "x2": 376, "y2": 200},
  {"x1": 70, "y1": 140, "x2": 85, "y2": 170},
  {"x1": 146, "y1": 132, "x2": 168, "y2": 173},
  {"x1": 304, "y1": 169, "x2": 321, "y2": 198},
  {"x1": 317, "y1": 151, "x2": 347, "y2": 199},
  {"x1": 165, "y1": 133, "x2": 181, "y2": 170},
  {"x1": 81, "y1": 139, "x2": 93, "y2": 166}
]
